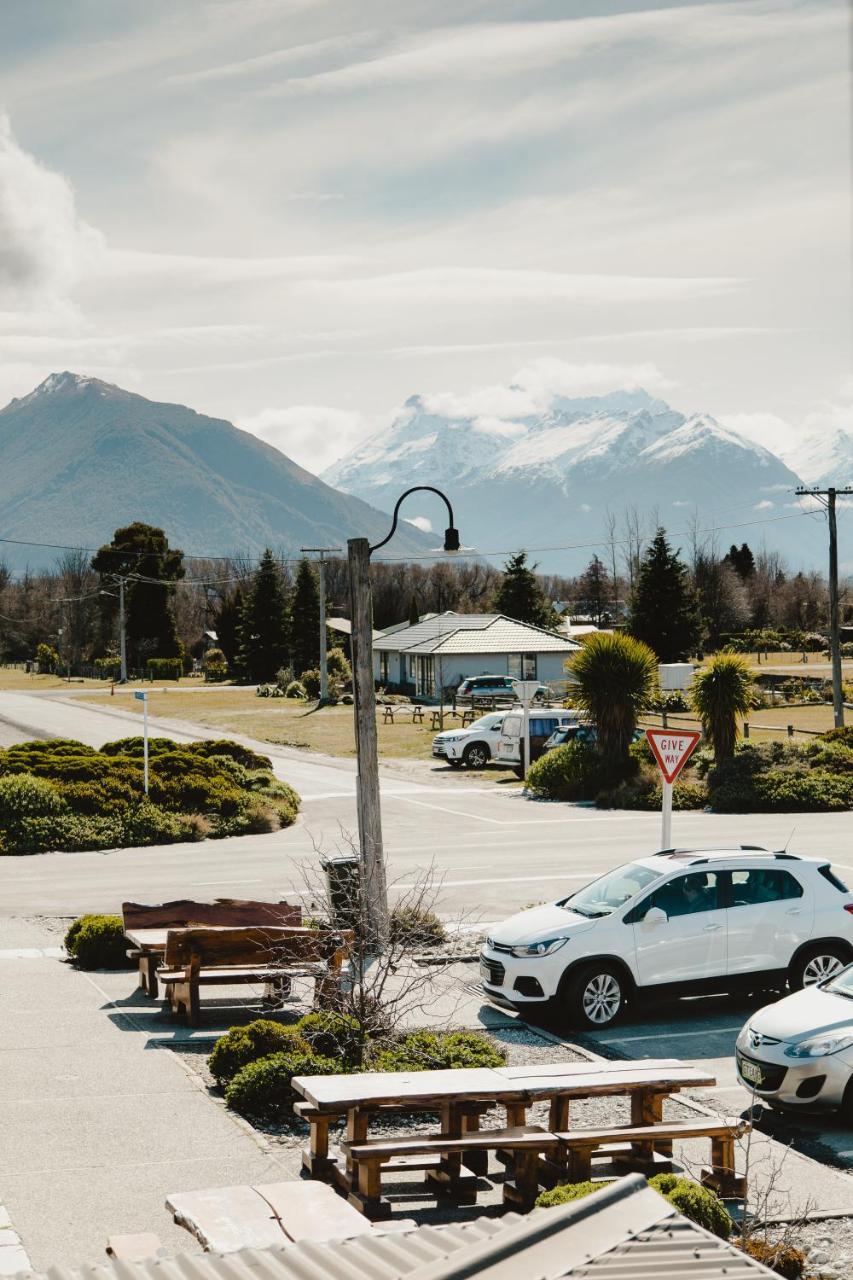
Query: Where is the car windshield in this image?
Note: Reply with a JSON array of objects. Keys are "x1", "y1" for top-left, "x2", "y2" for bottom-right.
[
  {"x1": 560, "y1": 862, "x2": 661, "y2": 918},
  {"x1": 502, "y1": 714, "x2": 522, "y2": 737},
  {"x1": 470, "y1": 714, "x2": 500, "y2": 731},
  {"x1": 823, "y1": 965, "x2": 853, "y2": 999}
]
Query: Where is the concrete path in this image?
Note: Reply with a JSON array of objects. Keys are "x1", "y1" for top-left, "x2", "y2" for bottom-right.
[{"x1": 0, "y1": 918, "x2": 293, "y2": 1272}]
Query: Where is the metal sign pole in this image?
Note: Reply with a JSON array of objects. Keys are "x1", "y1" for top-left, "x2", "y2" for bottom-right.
[
  {"x1": 661, "y1": 778, "x2": 673, "y2": 849},
  {"x1": 143, "y1": 696, "x2": 149, "y2": 795}
]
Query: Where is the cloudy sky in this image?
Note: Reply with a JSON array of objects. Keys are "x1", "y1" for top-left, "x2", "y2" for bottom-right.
[{"x1": 0, "y1": 0, "x2": 849, "y2": 473}]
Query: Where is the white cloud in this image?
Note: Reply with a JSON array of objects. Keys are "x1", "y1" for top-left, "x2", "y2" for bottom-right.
[
  {"x1": 471, "y1": 416, "x2": 527, "y2": 439},
  {"x1": 170, "y1": 33, "x2": 377, "y2": 85},
  {"x1": 0, "y1": 114, "x2": 102, "y2": 303},
  {"x1": 755, "y1": 500, "x2": 775, "y2": 509},
  {"x1": 720, "y1": 412, "x2": 800, "y2": 453},
  {"x1": 238, "y1": 404, "x2": 372, "y2": 472},
  {"x1": 405, "y1": 515, "x2": 432, "y2": 532}
]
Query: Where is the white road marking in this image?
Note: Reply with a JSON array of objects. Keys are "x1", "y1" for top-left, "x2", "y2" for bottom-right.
[
  {"x1": 602, "y1": 1025, "x2": 743, "y2": 1044},
  {"x1": 385, "y1": 794, "x2": 657, "y2": 827},
  {"x1": 197, "y1": 878, "x2": 263, "y2": 886},
  {"x1": 415, "y1": 873, "x2": 591, "y2": 888}
]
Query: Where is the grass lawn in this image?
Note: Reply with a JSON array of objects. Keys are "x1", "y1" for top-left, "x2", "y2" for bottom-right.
[
  {"x1": 641, "y1": 702, "x2": 838, "y2": 741},
  {"x1": 76, "y1": 686, "x2": 466, "y2": 763}
]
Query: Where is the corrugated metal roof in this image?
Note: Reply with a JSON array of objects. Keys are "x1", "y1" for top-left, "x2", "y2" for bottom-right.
[
  {"x1": 40, "y1": 1177, "x2": 774, "y2": 1280},
  {"x1": 374, "y1": 613, "x2": 580, "y2": 656}
]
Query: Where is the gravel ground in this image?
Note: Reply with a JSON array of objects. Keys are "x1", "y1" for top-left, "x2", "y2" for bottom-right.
[{"x1": 761, "y1": 1220, "x2": 853, "y2": 1279}]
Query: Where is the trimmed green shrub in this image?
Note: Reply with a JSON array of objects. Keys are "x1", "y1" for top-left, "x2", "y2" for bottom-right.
[
  {"x1": 525, "y1": 741, "x2": 619, "y2": 802},
  {"x1": 190, "y1": 740, "x2": 274, "y2": 771},
  {"x1": 326, "y1": 648, "x2": 352, "y2": 683},
  {"x1": 284, "y1": 680, "x2": 307, "y2": 699},
  {"x1": 0, "y1": 773, "x2": 66, "y2": 823},
  {"x1": 300, "y1": 669, "x2": 321, "y2": 699},
  {"x1": 596, "y1": 778, "x2": 707, "y2": 811},
  {"x1": 202, "y1": 648, "x2": 228, "y2": 681},
  {"x1": 371, "y1": 1030, "x2": 506, "y2": 1073},
  {"x1": 297, "y1": 1011, "x2": 362, "y2": 1065},
  {"x1": 120, "y1": 800, "x2": 207, "y2": 846},
  {"x1": 94, "y1": 656, "x2": 121, "y2": 678},
  {"x1": 536, "y1": 1174, "x2": 731, "y2": 1240},
  {"x1": 822, "y1": 725, "x2": 853, "y2": 747},
  {"x1": 648, "y1": 1173, "x2": 731, "y2": 1239},
  {"x1": 389, "y1": 905, "x2": 446, "y2": 948},
  {"x1": 146, "y1": 657, "x2": 182, "y2": 681},
  {"x1": 64, "y1": 914, "x2": 131, "y2": 969},
  {"x1": 3, "y1": 738, "x2": 98, "y2": 758},
  {"x1": 209, "y1": 1019, "x2": 309, "y2": 1085},
  {"x1": 225, "y1": 1050, "x2": 338, "y2": 1120}
]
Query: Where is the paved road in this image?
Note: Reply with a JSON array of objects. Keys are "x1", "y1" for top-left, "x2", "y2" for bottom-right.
[{"x1": 1, "y1": 689, "x2": 852, "y2": 922}]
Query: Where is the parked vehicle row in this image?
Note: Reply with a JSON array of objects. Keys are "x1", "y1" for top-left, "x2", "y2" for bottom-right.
[{"x1": 480, "y1": 847, "x2": 853, "y2": 1114}]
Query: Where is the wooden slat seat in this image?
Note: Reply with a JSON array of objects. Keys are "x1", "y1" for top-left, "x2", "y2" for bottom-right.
[
  {"x1": 342, "y1": 1125, "x2": 559, "y2": 1213},
  {"x1": 555, "y1": 1117, "x2": 749, "y2": 1195},
  {"x1": 162, "y1": 926, "x2": 351, "y2": 1025}
]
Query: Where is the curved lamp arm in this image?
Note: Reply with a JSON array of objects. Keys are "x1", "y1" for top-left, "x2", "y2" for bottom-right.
[{"x1": 369, "y1": 485, "x2": 460, "y2": 555}]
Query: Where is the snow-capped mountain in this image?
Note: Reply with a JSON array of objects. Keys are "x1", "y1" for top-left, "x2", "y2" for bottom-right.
[
  {"x1": 324, "y1": 389, "x2": 821, "y2": 570},
  {"x1": 784, "y1": 426, "x2": 853, "y2": 488}
]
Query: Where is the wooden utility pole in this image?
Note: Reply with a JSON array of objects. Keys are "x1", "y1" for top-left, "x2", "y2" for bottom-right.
[
  {"x1": 347, "y1": 537, "x2": 388, "y2": 945},
  {"x1": 796, "y1": 486, "x2": 852, "y2": 728},
  {"x1": 302, "y1": 547, "x2": 341, "y2": 703}
]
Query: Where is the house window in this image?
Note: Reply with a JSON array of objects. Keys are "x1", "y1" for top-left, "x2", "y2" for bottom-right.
[
  {"x1": 416, "y1": 655, "x2": 435, "y2": 696},
  {"x1": 523, "y1": 653, "x2": 537, "y2": 679},
  {"x1": 379, "y1": 652, "x2": 390, "y2": 683},
  {"x1": 508, "y1": 654, "x2": 522, "y2": 679}
]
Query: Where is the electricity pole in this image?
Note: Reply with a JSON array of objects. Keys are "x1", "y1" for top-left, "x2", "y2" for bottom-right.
[
  {"x1": 301, "y1": 547, "x2": 341, "y2": 703},
  {"x1": 118, "y1": 576, "x2": 128, "y2": 684},
  {"x1": 796, "y1": 486, "x2": 852, "y2": 728}
]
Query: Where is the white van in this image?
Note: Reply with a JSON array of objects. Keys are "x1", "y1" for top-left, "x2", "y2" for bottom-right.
[{"x1": 497, "y1": 709, "x2": 581, "y2": 773}]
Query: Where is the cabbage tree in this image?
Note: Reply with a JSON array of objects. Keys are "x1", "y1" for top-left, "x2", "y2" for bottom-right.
[
  {"x1": 691, "y1": 654, "x2": 754, "y2": 764},
  {"x1": 567, "y1": 632, "x2": 658, "y2": 768}
]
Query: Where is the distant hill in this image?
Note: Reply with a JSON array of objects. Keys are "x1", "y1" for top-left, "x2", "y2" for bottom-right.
[
  {"x1": 0, "y1": 373, "x2": 433, "y2": 569},
  {"x1": 325, "y1": 388, "x2": 828, "y2": 571}
]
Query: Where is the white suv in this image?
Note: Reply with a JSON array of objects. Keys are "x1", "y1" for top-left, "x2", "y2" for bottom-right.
[
  {"x1": 480, "y1": 849, "x2": 853, "y2": 1030},
  {"x1": 432, "y1": 712, "x2": 505, "y2": 769}
]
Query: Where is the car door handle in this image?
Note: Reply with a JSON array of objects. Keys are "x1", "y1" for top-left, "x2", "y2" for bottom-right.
[
  {"x1": 786, "y1": 908, "x2": 802, "y2": 916},
  {"x1": 703, "y1": 923, "x2": 723, "y2": 932}
]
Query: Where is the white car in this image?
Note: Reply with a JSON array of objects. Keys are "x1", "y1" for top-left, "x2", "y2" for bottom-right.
[
  {"x1": 432, "y1": 711, "x2": 506, "y2": 769},
  {"x1": 480, "y1": 849, "x2": 853, "y2": 1030},
  {"x1": 496, "y1": 710, "x2": 580, "y2": 773},
  {"x1": 736, "y1": 964, "x2": 853, "y2": 1113}
]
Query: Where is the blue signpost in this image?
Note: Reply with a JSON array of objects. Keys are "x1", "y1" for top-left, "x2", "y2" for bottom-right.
[{"x1": 134, "y1": 690, "x2": 149, "y2": 794}]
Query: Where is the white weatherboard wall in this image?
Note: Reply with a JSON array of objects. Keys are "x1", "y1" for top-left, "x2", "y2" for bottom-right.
[{"x1": 373, "y1": 650, "x2": 570, "y2": 696}]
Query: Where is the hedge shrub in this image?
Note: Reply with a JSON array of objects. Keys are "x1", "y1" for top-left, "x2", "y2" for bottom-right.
[
  {"x1": 64, "y1": 914, "x2": 132, "y2": 969},
  {"x1": 146, "y1": 657, "x2": 182, "y2": 681},
  {"x1": 300, "y1": 669, "x2": 321, "y2": 699},
  {"x1": 284, "y1": 680, "x2": 307, "y2": 699},
  {"x1": 209, "y1": 1019, "x2": 309, "y2": 1085},
  {"x1": 707, "y1": 741, "x2": 853, "y2": 813},
  {"x1": 297, "y1": 1011, "x2": 362, "y2": 1065},
  {"x1": 36, "y1": 643, "x2": 59, "y2": 673},
  {"x1": 225, "y1": 1050, "x2": 338, "y2": 1121},
  {"x1": 596, "y1": 778, "x2": 707, "y2": 811},
  {"x1": 371, "y1": 1030, "x2": 507, "y2": 1073},
  {"x1": 525, "y1": 742, "x2": 615, "y2": 802},
  {"x1": 536, "y1": 1173, "x2": 731, "y2": 1239}
]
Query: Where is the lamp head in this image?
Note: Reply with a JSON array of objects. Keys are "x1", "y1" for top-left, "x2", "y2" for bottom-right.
[{"x1": 443, "y1": 526, "x2": 460, "y2": 553}]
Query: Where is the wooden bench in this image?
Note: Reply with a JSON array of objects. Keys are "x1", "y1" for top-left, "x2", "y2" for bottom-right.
[
  {"x1": 342, "y1": 1126, "x2": 559, "y2": 1215},
  {"x1": 381, "y1": 704, "x2": 424, "y2": 725},
  {"x1": 159, "y1": 926, "x2": 350, "y2": 1025},
  {"x1": 123, "y1": 898, "x2": 301, "y2": 998},
  {"x1": 555, "y1": 1117, "x2": 749, "y2": 1197}
]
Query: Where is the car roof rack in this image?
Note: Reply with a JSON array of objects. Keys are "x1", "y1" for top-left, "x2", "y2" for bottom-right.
[{"x1": 654, "y1": 845, "x2": 770, "y2": 857}]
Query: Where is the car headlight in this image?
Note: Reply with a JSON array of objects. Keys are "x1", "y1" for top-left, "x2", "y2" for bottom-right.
[
  {"x1": 784, "y1": 1033, "x2": 853, "y2": 1058},
  {"x1": 510, "y1": 938, "x2": 568, "y2": 958}
]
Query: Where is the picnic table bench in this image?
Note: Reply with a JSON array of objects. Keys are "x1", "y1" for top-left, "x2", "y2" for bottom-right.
[
  {"x1": 123, "y1": 898, "x2": 301, "y2": 998},
  {"x1": 292, "y1": 1058, "x2": 737, "y2": 1217},
  {"x1": 429, "y1": 707, "x2": 476, "y2": 731},
  {"x1": 381, "y1": 704, "x2": 425, "y2": 724},
  {"x1": 159, "y1": 925, "x2": 351, "y2": 1025}
]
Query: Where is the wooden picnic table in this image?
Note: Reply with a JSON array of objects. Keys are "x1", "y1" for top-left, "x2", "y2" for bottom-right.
[{"x1": 292, "y1": 1058, "x2": 717, "y2": 1213}]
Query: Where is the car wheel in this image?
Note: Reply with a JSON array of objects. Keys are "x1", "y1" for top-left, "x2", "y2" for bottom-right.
[
  {"x1": 447, "y1": 759, "x2": 463, "y2": 769},
  {"x1": 463, "y1": 743, "x2": 489, "y2": 769},
  {"x1": 565, "y1": 963, "x2": 627, "y2": 1029},
  {"x1": 788, "y1": 945, "x2": 849, "y2": 991}
]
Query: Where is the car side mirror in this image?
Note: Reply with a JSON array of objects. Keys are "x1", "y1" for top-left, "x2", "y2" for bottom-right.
[{"x1": 643, "y1": 906, "x2": 668, "y2": 927}]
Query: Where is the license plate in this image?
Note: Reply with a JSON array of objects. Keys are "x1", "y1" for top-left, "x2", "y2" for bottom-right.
[
  {"x1": 740, "y1": 1058, "x2": 764, "y2": 1085},
  {"x1": 480, "y1": 961, "x2": 491, "y2": 982}
]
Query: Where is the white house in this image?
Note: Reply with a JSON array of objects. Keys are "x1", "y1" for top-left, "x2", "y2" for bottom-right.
[{"x1": 372, "y1": 611, "x2": 581, "y2": 699}]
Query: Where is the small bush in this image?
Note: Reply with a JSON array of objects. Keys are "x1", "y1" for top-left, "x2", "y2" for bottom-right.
[
  {"x1": 371, "y1": 1030, "x2": 506, "y2": 1073},
  {"x1": 300, "y1": 669, "x2": 321, "y2": 699},
  {"x1": 94, "y1": 656, "x2": 121, "y2": 678},
  {"x1": 297, "y1": 1011, "x2": 362, "y2": 1065},
  {"x1": 120, "y1": 800, "x2": 206, "y2": 846},
  {"x1": 327, "y1": 647, "x2": 352, "y2": 683},
  {"x1": 146, "y1": 657, "x2": 183, "y2": 681},
  {"x1": 525, "y1": 742, "x2": 615, "y2": 802},
  {"x1": 821, "y1": 725, "x2": 853, "y2": 747},
  {"x1": 536, "y1": 1174, "x2": 731, "y2": 1240},
  {"x1": 209, "y1": 1019, "x2": 309, "y2": 1085},
  {"x1": 36, "y1": 643, "x2": 60, "y2": 673},
  {"x1": 738, "y1": 1237, "x2": 805, "y2": 1278},
  {"x1": 64, "y1": 914, "x2": 131, "y2": 969},
  {"x1": 0, "y1": 773, "x2": 66, "y2": 823},
  {"x1": 284, "y1": 680, "x2": 307, "y2": 699},
  {"x1": 225, "y1": 1050, "x2": 339, "y2": 1120},
  {"x1": 596, "y1": 778, "x2": 707, "y2": 811},
  {"x1": 190, "y1": 740, "x2": 274, "y2": 771},
  {"x1": 389, "y1": 905, "x2": 446, "y2": 948},
  {"x1": 202, "y1": 648, "x2": 228, "y2": 681}
]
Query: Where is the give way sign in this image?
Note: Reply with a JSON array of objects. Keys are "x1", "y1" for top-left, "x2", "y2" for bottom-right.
[{"x1": 645, "y1": 728, "x2": 701, "y2": 785}]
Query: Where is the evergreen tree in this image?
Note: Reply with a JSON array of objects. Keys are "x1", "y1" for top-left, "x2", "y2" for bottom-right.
[
  {"x1": 92, "y1": 522, "x2": 184, "y2": 667},
  {"x1": 492, "y1": 552, "x2": 556, "y2": 629},
  {"x1": 290, "y1": 558, "x2": 321, "y2": 675},
  {"x1": 628, "y1": 528, "x2": 701, "y2": 661},
  {"x1": 723, "y1": 542, "x2": 756, "y2": 581},
  {"x1": 575, "y1": 555, "x2": 610, "y2": 626},
  {"x1": 408, "y1": 593, "x2": 420, "y2": 627},
  {"x1": 238, "y1": 550, "x2": 290, "y2": 683},
  {"x1": 215, "y1": 584, "x2": 244, "y2": 669}
]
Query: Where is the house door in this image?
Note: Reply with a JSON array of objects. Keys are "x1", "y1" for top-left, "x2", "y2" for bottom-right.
[{"x1": 415, "y1": 656, "x2": 434, "y2": 697}]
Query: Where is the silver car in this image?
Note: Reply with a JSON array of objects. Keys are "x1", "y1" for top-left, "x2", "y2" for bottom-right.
[{"x1": 736, "y1": 965, "x2": 853, "y2": 1112}]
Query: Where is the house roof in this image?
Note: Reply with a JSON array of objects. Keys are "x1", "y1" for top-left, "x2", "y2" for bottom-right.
[
  {"x1": 373, "y1": 612, "x2": 580, "y2": 657},
  {"x1": 41, "y1": 1176, "x2": 774, "y2": 1280}
]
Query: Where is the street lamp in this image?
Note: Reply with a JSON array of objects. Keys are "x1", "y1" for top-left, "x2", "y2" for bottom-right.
[{"x1": 348, "y1": 486, "x2": 464, "y2": 947}]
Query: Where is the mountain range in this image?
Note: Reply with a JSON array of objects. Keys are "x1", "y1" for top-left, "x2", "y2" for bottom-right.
[
  {"x1": 325, "y1": 389, "x2": 841, "y2": 571},
  {"x1": 0, "y1": 373, "x2": 432, "y2": 569}
]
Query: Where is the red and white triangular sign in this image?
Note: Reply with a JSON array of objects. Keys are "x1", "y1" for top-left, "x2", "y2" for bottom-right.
[{"x1": 645, "y1": 728, "x2": 701, "y2": 785}]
